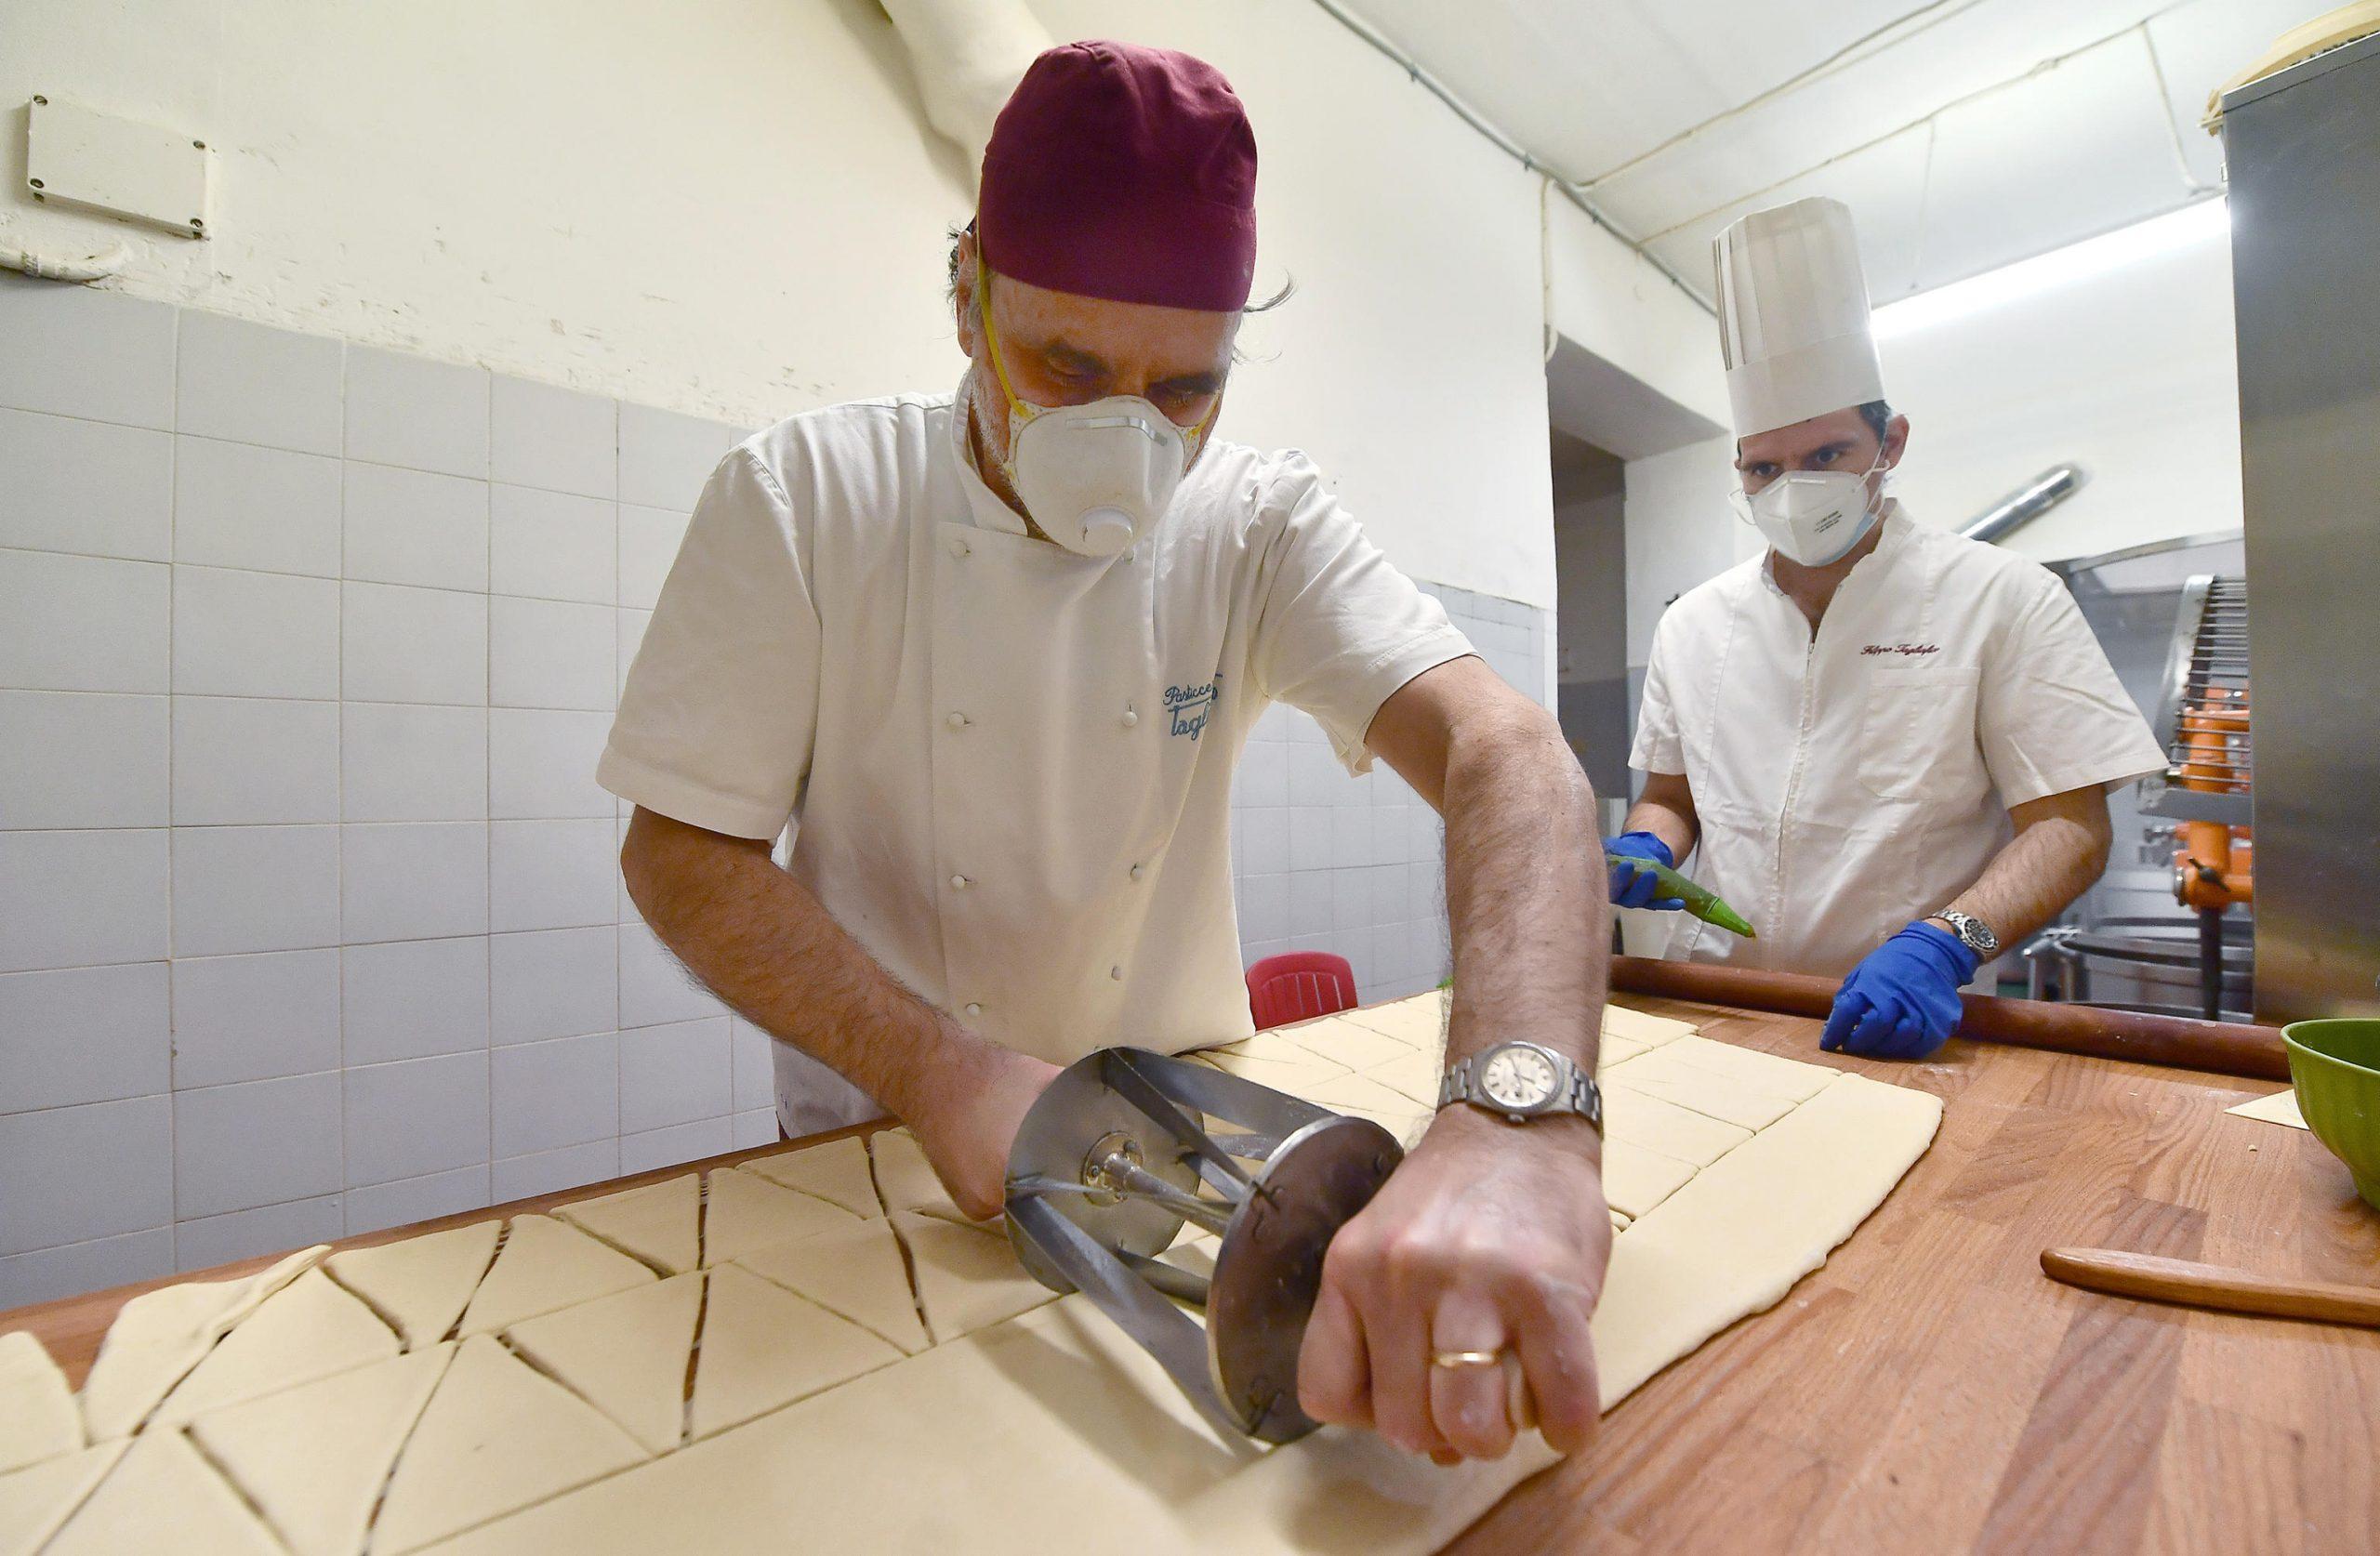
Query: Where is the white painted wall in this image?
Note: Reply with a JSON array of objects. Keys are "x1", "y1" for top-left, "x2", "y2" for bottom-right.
[
  {"x1": 1877, "y1": 208, "x2": 2241, "y2": 563},
  {"x1": 0, "y1": 0, "x2": 1569, "y2": 605},
  {"x1": 1620, "y1": 205, "x2": 2242, "y2": 668},
  {"x1": 1543, "y1": 192, "x2": 1731, "y2": 435}
]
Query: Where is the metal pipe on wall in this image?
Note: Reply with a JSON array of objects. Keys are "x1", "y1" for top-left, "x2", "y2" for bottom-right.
[{"x1": 1960, "y1": 464, "x2": 2085, "y2": 544}]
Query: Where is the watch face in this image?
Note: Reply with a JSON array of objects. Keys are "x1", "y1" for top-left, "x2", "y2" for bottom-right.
[{"x1": 1478, "y1": 1045, "x2": 1559, "y2": 1111}]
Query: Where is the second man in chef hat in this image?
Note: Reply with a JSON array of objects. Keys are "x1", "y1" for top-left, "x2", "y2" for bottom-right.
[{"x1": 1606, "y1": 196, "x2": 2165, "y2": 1058}]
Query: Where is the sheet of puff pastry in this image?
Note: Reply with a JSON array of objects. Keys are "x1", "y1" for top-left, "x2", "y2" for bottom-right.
[
  {"x1": 733, "y1": 1218, "x2": 932, "y2": 1356},
  {"x1": 428, "y1": 1063, "x2": 1940, "y2": 1556},
  {"x1": 455, "y1": 1216, "x2": 654, "y2": 1338},
  {"x1": 699, "y1": 1165, "x2": 858, "y2": 1265},
  {"x1": 502, "y1": 1274, "x2": 703, "y2": 1455}
]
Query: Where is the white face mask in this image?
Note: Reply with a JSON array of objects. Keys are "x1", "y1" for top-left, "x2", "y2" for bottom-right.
[
  {"x1": 1733, "y1": 452, "x2": 1888, "y2": 568},
  {"x1": 976, "y1": 264, "x2": 1214, "y2": 558}
]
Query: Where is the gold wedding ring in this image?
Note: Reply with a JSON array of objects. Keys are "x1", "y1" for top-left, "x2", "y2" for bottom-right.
[{"x1": 1429, "y1": 1349, "x2": 1503, "y2": 1369}]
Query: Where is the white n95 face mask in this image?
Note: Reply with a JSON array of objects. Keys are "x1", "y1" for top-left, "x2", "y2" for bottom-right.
[
  {"x1": 1732, "y1": 454, "x2": 1888, "y2": 568},
  {"x1": 977, "y1": 264, "x2": 1213, "y2": 558}
]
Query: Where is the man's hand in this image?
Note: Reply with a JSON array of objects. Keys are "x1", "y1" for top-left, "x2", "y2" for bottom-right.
[
  {"x1": 1297, "y1": 1108, "x2": 1608, "y2": 1461},
  {"x1": 1819, "y1": 920, "x2": 1977, "y2": 1060},
  {"x1": 1606, "y1": 830, "x2": 1685, "y2": 911},
  {"x1": 907, "y1": 1040, "x2": 1062, "y2": 1220}
]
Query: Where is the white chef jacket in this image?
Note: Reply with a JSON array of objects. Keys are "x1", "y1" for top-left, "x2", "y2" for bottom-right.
[
  {"x1": 598, "y1": 380, "x2": 1472, "y2": 1101},
  {"x1": 1628, "y1": 505, "x2": 2165, "y2": 977}
]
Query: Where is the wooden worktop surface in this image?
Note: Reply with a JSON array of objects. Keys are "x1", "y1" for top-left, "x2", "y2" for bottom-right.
[{"x1": 8, "y1": 998, "x2": 2377, "y2": 1553}]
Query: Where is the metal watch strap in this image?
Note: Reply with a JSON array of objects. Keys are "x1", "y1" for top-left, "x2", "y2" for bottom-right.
[
  {"x1": 1934, "y1": 909, "x2": 2001, "y2": 959},
  {"x1": 1437, "y1": 1049, "x2": 1605, "y2": 1134}
]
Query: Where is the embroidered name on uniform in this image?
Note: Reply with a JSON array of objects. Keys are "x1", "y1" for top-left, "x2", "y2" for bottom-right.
[
  {"x1": 1163, "y1": 677, "x2": 1220, "y2": 741},
  {"x1": 1861, "y1": 642, "x2": 1940, "y2": 657}
]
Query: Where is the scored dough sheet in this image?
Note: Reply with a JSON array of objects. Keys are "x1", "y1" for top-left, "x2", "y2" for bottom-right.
[{"x1": 0, "y1": 995, "x2": 1940, "y2": 1555}]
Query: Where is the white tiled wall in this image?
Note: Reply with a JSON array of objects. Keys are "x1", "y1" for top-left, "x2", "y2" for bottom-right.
[{"x1": 0, "y1": 280, "x2": 1550, "y2": 1305}]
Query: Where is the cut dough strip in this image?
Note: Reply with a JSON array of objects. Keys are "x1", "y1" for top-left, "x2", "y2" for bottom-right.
[
  {"x1": 43, "y1": 1425, "x2": 281, "y2": 1555},
  {"x1": 688, "y1": 1265, "x2": 904, "y2": 1440},
  {"x1": 701, "y1": 1166, "x2": 858, "y2": 1265},
  {"x1": 0, "y1": 1330, "x2": 80, "y2": 1473},
  {"x1": 456, "y1": 1217, "x2": 654, "y2": 1339},
  {"x1": 553, "y1": 1174, "x2": 702, "y2": 1276},
  {"x1": 504, "y1": 1273, "x2": 703, "y2": 1456},
  {"x1": 370, "y1": 1335, "x2": 646, "y2": 1554},
  {"x1": 738, "y1": 1136, "x2": 882, "y2": 1220},
  {"x1": 326, "y1": 1220, "x2": 501, "y2": 1350},
  {"x1": 892, "y1": 1212, "x2": 1060, "y2": 1347},
  {"x1": 0, "y1": 1439, "x2": 126, "y2": 1556},
  {"x1": 152, "y1": 1267, "x2": 400, "y2": 1427},
  {"x1": 79, "y1": 1244, "x2": 326, "y2": 1441},
  {"x1": 187, "y1": 1344, "x2": 456, "y2": 1556},
  {"x1": 734, "y1": 1219, "x2": 932, "y2": 1356}
]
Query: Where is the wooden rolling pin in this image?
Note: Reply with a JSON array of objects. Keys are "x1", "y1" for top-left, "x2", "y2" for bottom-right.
[
  {"x1": 2041, "y1": 1247, "x2": 2380, "y2": 1329},
  {"x1": 1609, "y1": 956, "x2": 2291, "y2": 1081}
]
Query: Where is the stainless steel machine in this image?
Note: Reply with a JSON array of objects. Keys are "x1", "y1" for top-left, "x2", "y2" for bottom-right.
[{"x1": 2219, "y1": 30, "x2": 2380, "y2": 1023}]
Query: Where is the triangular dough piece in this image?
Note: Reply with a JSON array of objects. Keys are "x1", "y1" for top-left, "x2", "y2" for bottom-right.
[
  {"x1": 734, "y1": 1219, "x2": 930, "y2": 1355},
  {"x1": 154, "y1": 1268, "x2": 400, "y2": 1426},
  {"x1": 326, "y1": 1220, "x2": 501, "y2": 1349},
  {"x1": 0, "y1": 1439, "x2": 125, "y2": 1556},
  {"x1": 504, "y1": 1273, "x2": 701, "y2": 1454},
  {"x1": 44, "y1": 1427, "x2": 280, "y2": 1556},
  {"x1": 80, "y1": 1245, "x2": 325, "y2": 1440},
  {"x1": 740, "y1": 1136, "x2": 882, "y2": 1219},
  {"x1": 371, "y1": 1335, "x2": 644, "y2": 1554},
  {"x1": 456, "y1": 1216, "x2": 654, "y2": 1338},
  {"x1": 702, "y1": 1165, "x2": 856, "y2": 1265},
  {"x1": 866, "y1": 1128, "x2": 968, "y2": 1222},
  {"x1": 892, "y1": 1212, "x2": 1058, "y2": 1346},
  {"x1": 187, "y1": 1345, "x2": 454, "y2": 1556},
  {"x1": 688, "y1": 1264, "x2": 902, "y2": 1440},
  {"x1": 0, "y1": 1331, "x2": 80, "y2": 1472},
  {"x1": 553, "y1": 1174, "x2": 701, "y2": 1275}
]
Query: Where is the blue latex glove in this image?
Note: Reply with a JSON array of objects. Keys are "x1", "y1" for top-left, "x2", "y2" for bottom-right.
[
  {"x1": 1820, "y1": 921, "x2": 1980, "y2": 1060},
  {"x1": 1606, "y1": 831, "x2": 1685, "y2": 911}
]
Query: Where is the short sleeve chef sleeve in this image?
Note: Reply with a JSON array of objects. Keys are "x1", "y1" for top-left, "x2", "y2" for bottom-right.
[
  {"x1": 1629, "y1": 613, "x2": 1687, "y2": 775},
  {"x1": 1247, "y1": 455, "x2": 1474, "y2": 772},
  {"x1": 1976, "y1": 575, "x2": 2167, "y2": 807},
  {"x1": 597, "y1": 449, "x2": 821, "y2": 840}
]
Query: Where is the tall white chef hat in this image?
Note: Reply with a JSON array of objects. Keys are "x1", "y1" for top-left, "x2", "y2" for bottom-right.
[{"x1": 1712, "y1": 196, "x2": 1884, "y2": 438}]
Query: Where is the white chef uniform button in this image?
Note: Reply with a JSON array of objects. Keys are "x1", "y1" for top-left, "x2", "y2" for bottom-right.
[
  {"x1": 945, "y1": 711, "x2": 968, "y2": 730},
  {"x1": 963, "y1": 1002, "x2": 983, "y2": 1018},
  {"x1": 945, "y1": 534, "x2": 970, "y2": 560},
  {"x1": 1129, "y1": 863, "x2": 1146, "y2": 881},
  {"x1": 1120, "y1": 708, "x2": 1138, "y2": 728},
  {"x1": 949, "y1": 874, "x2": 970, "y2": 890},
  {"x1": 1109, "y1": 965, "x2": 1124, "y2": 981}
]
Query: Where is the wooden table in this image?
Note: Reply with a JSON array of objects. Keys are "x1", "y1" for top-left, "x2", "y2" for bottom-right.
[{"x1": 9, "y1": 1000, "x2": 2378, "y2": 1553}]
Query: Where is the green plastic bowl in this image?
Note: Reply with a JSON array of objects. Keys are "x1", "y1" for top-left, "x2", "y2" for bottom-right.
[{"x1": 2283, "y1": 1019, "x2": 2380, "y2": 1211}]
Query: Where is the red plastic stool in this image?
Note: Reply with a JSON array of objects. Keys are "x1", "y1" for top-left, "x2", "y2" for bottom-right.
[{"x1": 1245, "y1": 951, "x2": 1357, "y2": 1031}]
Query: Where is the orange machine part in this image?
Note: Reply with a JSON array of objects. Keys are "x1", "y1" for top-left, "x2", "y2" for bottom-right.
[{"x1": 2173, "y1": 685, "x2": 2252, "y2": 910}]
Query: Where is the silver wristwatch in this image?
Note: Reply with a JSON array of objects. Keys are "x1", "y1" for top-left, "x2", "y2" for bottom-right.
[
  {"x1": 1930, "y1": 909, "x2": 2002, "y2": 961},
  {"x1": 1437, "y1": 1040, "x2": 1603, "y2": 1132}
]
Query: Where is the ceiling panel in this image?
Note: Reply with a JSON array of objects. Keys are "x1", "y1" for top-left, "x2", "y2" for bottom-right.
[{"x1": 1329, "y1": 0, "x2": 2342, "y2": 302}]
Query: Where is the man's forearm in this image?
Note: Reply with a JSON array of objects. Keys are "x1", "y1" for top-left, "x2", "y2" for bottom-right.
[
  {"x1": 1935, "y1": 789, "x2": 2113, "y2": 948},
  {"x1": 1439, "y1": 704, "x2": 1608, "y2": 1085},
  {"x1": 1620, "y1": 771, "x2": 1698, "y2": 865},
  {"x1": 618, "y1": 807, "x2": 1012, "y2": 1133}
]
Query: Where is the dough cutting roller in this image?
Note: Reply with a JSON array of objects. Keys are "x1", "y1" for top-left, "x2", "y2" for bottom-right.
[{"x1": 1004, "y1": 1047, "x2": 1403, "y2": 1444}]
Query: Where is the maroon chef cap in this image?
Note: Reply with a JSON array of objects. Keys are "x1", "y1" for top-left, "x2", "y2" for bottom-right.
[{"x1": 977, "y1": 40, "x2": 1258, "y2": 313}]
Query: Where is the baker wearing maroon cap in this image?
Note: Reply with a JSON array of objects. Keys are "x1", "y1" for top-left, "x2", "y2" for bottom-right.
[{"x1": 602, "y1": 40, "x2": 1613, "y2": 1464}]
